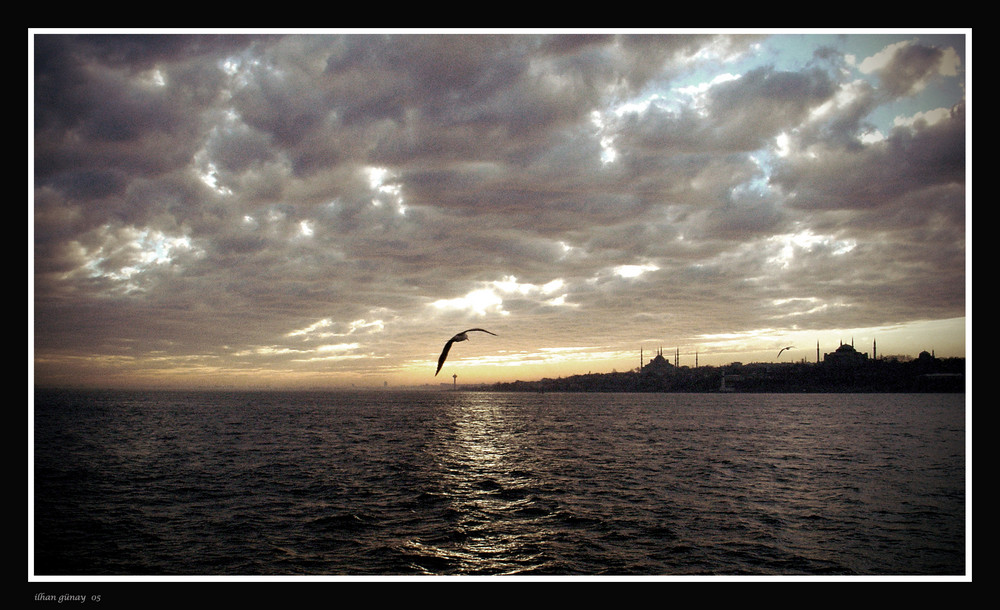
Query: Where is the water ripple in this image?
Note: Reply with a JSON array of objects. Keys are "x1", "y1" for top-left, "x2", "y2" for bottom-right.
[{"x1": 33, "y1": 389, "x2": 966, "y2": 576}]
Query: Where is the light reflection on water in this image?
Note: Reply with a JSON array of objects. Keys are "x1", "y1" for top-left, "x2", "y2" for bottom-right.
[
  {"x1": 33, "y1": 390, "x2": 966, "y2": 576},
  {"x1": 406, "y1": 393, "x2": 555, "y2": 574}
]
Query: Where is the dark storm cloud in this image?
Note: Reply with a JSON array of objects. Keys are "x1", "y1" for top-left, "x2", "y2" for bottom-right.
[
  {"x1": 613, "y1": 65, "x2": 838, "y2": 160},
  {"x1": 34, "y1": 34, "x2": 239, "y2": 146},
  {"x1": 203, "y1": 120, "x2": 275, "y2": 173},
  {"x1": 772, "y1": 101, "x2": 965, "y2": 213},
  {"x1": 873, "y1": 40, "x2": 960, "y2": 98},
  {"x1": 706, "y1": 66, "x2": 837, "y2": 149}
]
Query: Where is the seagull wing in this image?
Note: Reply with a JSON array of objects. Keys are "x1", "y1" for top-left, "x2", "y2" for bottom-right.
[
  {"x1": 435, "y1": 329, "x2": 497, "y2": 375},
  {"x1": 436, "y1": 339, "x2": 456, "y2": 376}
]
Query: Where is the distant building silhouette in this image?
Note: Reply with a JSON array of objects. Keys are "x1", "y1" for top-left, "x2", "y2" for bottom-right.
[
  {"x1": 823, "y1": 340, "x2": 869, "y2": 366},
  {"x1": 641, "y1": 348, "x2": 675, "y2": 376},
  {"x1": 493, "y1": 338, "x2": 961, "y2": 394}
]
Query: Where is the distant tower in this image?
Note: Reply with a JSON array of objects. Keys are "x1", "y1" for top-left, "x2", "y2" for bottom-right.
[
  {"x1": 817, "y1": 341, "x2": 820, "y2": 364},
  {"x1": 873, "y1": 338, "x2": 877, "y2": 361},
  {"x1": 453, "y1": 373, "x2": 457, "y2": 390},
  {"x1": 675, "y1": 347, "x2": 679, "y2": 367}
]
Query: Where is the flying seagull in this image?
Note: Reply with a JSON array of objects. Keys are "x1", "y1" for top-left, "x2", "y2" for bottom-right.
[
  {"x1": 435, "y1": 328, "x2": 497, "y2": 376},
  {"x1": 777, "y1": 346, "x2": 795, "y2": 358}
]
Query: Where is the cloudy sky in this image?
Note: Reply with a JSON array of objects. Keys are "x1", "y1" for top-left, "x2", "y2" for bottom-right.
[{"x1": 31, "y1": 30, "x2": 969, "y2": 388}]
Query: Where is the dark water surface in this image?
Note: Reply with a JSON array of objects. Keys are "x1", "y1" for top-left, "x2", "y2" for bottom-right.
[{"x1": 32, "y1": 390, "x2": 967, "y2": 576}]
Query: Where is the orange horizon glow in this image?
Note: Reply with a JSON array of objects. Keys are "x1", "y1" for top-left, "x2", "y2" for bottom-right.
[{"x1": 32, "y1": 316, "x2": 967, "y2": 390}]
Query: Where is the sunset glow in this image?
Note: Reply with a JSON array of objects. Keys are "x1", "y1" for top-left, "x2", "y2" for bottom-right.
[{"x1": 31, "y1": 30, "x2": 969, "y2": 389}]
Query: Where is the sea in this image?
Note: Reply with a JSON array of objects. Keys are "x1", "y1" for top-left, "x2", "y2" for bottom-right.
[{"x1": 31, "y1": 389, "x2": 968, "y2": 579}]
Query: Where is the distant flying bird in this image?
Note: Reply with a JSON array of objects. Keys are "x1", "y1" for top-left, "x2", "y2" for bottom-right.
[
  {"x1": 435, "y1": 328, "x2": 497, "y2": 375},
  {"x1": 777, "y1": 346, "x2": 794, "y2": 358}
]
